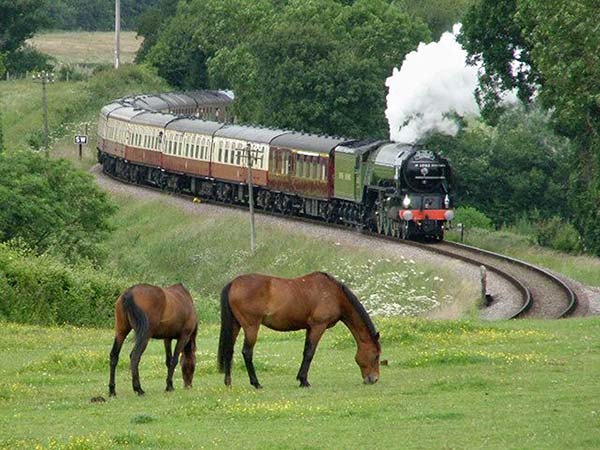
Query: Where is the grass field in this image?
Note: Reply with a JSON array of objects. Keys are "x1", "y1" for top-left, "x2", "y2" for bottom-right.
[
  {"x1": 103, "y1": 194, "x2": 477, "y2": 323},
  {"x1": 28, "y1": 31, "x2": 142, "y2": 65},
  {"x1": 0, "y1": 318, "x2": 598, "y2": 449}
]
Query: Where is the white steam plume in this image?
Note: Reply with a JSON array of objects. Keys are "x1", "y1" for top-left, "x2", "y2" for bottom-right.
[{"x1": 385, "y1": 24, "x2": 479, "y2": 143}]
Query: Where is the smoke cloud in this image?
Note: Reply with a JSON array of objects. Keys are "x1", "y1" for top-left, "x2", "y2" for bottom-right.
[{"x1": 385, "y1": 25, "x2": 480, "y2": 143}]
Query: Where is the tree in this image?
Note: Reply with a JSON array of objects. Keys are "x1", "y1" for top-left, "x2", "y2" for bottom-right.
[
  {"x1": 146, "y1": 0, "x2": 275, "y2": 89},
  {"x1": 0, "y1": 0, "x2": 49, "y2": 54},
  {"x1": 427, "y1": 106, "x2": 573, "y2": 226},
  {"x1": 400, "y1": 0, "x2": 475, "y2": 40},
  {"x1": 207, "y1": 0, "x2": 429, "y2": 137},
  {"x1": 458, "y1": 0, "x2": 539, "y2": 117},
  {"x1": 0, "y1": 151, "x2": 116, "y2": 263}
]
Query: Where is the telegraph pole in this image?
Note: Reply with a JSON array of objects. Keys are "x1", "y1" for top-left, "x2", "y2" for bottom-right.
[
  {"x1": 33, "y1": 71, "x2": 54, "y2": 157},
  {"x1": 246, "y1": 143, "x2": 257, "y2": 254},
  {"x1": 114, "y1": 0, "x2": 121, "y2": 69}
]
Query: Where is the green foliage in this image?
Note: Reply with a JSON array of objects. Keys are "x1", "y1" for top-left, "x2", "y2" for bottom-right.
[
  {"x1": 454, "y1": 206, "x2": 493, "y2": 230},
  {"x1": 428, "y1": 106, "x2": 573, "y2": 226},
  {"x1": 400, "y1": 0, "x2": 475, "y2": 40},
  {"x1": 147, "y1": 0, "x2": 430, "y2": 137},
  {"x1": 534, "y1": 216, "x2": 582, "y2": 254},
  {"x1": 0, "y1": 0, "x2": 49, "y2": 54},
  {"x1": 0, "y1": 0, "x2": 53, "y2": 74},
  {"x1": 460, "y1": 0, "x2": 600, "y2": 255},
  {"x1": 0, "y1": 151, "x2": 116, "y2": 263},
  {"x1": 134, "y1": 0, "x2": 178, "y2": 63},
  {"x1": 458, "y1": 0, "x2": 539, "y2": 111},
  {"x1": 0, "y1": 242, "x2": 126, "y2": 326}
]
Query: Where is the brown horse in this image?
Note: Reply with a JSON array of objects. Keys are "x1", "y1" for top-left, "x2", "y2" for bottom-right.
[
  {"x1": 218, "y1": 272, "x2": 381, "y2": 388},
  {"x1": 109, "y1": 283, "x2": 198, "y2": 396}
]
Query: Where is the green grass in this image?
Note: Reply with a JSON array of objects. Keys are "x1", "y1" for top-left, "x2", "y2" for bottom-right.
[
  {"x1": 0, "y1": 65, "x2": 169, "y2": 160},
  {"x1": 447, "y1": 228, "x2": 600, "y2": 287},
  {"x1": 104, "y1": 194, "x2": 478, "y2": 322},
  {"x1": 0, "y1": 318, "x2": 598, "y2": 449}
]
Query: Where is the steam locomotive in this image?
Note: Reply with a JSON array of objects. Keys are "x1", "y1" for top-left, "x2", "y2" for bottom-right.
[{"x1": 97, "y1": 91, "x2": 454, "y2": 240}]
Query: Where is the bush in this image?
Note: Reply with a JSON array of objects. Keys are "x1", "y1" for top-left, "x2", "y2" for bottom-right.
[
  {"x1": 0, "y1": 242, "x2": 126, "y2": 327},
  {"x1": 453, "y1": 206, "x2": 493, "y2": 230},
  {"x1": 535, "y1": 216, "x2": 582, "y2": 254}
]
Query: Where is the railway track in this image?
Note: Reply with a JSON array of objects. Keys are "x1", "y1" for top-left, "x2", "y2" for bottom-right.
[
  {"x1": 97, "y1": 166, "x2": 578, "y2": 320},
  {"x1": 388, "y1": 238, "x2": 577, "y2": 319}
]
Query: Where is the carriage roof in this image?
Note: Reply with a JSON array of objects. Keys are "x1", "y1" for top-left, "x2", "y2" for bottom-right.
[
  {"x1": 271, "y1": 132, "x2": 349, "y2": 154},
  {"x1": 129, "y1": 111, "x2": 175, "y2": 128},
  {"x1": 215, "y1": 124, "x2": 290, "y2": 144},
  {"x1": 166, "y1": 117, "x2": 225, "y2": 135}
]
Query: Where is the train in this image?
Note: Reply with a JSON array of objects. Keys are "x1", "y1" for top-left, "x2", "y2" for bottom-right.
[{"x1": 97, "y1": 91, "x2": 454, "y2": 240}]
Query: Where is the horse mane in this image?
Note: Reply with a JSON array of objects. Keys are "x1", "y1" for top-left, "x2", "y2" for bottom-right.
[{"x1": 318, "y1": 272, "x2": 380, "y2": 348}]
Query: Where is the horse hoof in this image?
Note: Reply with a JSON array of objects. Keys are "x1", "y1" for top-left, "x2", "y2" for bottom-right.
[
  {"x1": 299, "y1": 382, "x2": 311, "y2": 388},
  {"x1": 253, "y1": 384, "x2": 263, "y2": 390},
  {"x1": 136, "y1": 389, "x2": 145, "y2": 396},
  {"x1": 165, "y1": 386, "x2": 174, "y2": 392},
  {"x1": 109, "y1": 391, "x2": 116, "y2": 397}
]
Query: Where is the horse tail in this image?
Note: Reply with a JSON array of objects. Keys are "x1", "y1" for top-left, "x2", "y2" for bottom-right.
[
  {"x1": 217, "y1": 281, "x2": 237, "y2": 373},
  {"x1": 184, "y1": 323, "x2": 198, "y2": 356},
  {"x1": 121, "y1": 289, "x2": 149, "y2": 344}
]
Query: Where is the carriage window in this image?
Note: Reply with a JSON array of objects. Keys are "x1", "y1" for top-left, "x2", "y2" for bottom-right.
[
  {"x1": 218, "y1": 141, "x2": 223, "y2": 161},
  {"x1": 186, "y1": 143, "x2": 190, "y2": 157}
]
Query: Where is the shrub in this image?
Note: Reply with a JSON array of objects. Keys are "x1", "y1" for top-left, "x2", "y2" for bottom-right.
[
  {"x1": 0, "y1": 242, "x2": 126, "y2": 327},
  {"x1": 453, "y1": 206, "x2": 493, "y2": 230},
  {"x1": 535, "y1": 216, "x2": 582, "y2": 254}
]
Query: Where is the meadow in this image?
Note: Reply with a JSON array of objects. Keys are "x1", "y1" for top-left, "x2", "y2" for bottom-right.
[
  {"x1": 0, "y1": 318, "x2": 598, "y2": 449},
  {"x1": 28, "y1": 32, "x2": 141, "y2": 66}
]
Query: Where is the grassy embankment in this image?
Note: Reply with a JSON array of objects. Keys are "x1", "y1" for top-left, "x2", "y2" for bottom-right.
[{"x1": 0, "y1": 318, "x2": 598, "y2": 449}]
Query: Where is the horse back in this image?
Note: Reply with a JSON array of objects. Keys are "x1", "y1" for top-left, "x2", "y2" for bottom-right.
[
  {"x1": 117, "y1": 284, "x2": 197, "y2": 338},
  {"x1": 228, "y1": 272, "x2": 344, "y2": 330}
]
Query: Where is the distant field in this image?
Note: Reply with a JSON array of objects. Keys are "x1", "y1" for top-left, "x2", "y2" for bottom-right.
[{"x1": 28, "y1": 31, "x2": 142, "y2": 65}]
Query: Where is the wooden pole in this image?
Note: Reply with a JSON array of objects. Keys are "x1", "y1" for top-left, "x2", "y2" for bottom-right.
[
  {"x1": 480, "y1": 265, "x2": 487, "y2": 307},
  {"x1": 247, "y1": 143, "x2": 256, "y2": 254},
  {"x1": 42, "y1": 76, "x2": 49, "y2": 157},
  {"x1": 114, "y1": 0, "x2": 121, "y2": 69}
]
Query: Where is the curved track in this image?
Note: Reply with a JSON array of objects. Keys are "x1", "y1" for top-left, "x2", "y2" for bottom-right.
[
  {"x1": 397, "y1": 239, "x2": 577, "y2": 319},
  {"x1": 98, "y1": 166, "x2": 578, "y2": 319}
]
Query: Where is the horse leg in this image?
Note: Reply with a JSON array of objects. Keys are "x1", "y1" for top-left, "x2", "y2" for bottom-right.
[
  {"x1": 108, "y1": 330, "x2": 129, "y2": 397},
  {"x1": 296, "y1": 325, "x2": 327, "y2": 388},
  {"x1": 224, "y1": 323, "x2": 240, "y2": 387},
  {"x1": 164, "y1": 339, "x2": 173, "y2": 391},
  {"x1": 241, "y1": 325, "x2": 262, "y2": 389},
  {"x1": 165, "y1": 334, "x2": 189, "y2": 392},
  {"x1": 130, "y1": 332, "x2": 151, "y2": 395}
]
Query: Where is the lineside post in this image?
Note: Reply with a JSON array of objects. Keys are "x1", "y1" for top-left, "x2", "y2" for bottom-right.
[
  {"x1": 480, "y1": 265, "x2": 487, "y2": 307},
  {"x1": 246, "y1": 143, "x2": 256, "y2": 254}
]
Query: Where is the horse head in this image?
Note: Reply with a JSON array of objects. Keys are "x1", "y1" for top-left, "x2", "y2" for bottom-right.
[{"x1": 355, "y1": 332, "x2": 380, "y2": 384}]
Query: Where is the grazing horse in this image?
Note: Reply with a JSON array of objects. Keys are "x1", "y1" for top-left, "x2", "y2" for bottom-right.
[
  {"x1": 109, "y1": 283, "x2": 198, "y2": 396},
  {"x1": 218, "y1": 272, "x2": 381, "y2": 388}
]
